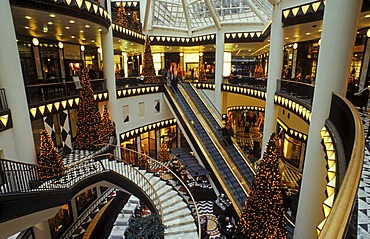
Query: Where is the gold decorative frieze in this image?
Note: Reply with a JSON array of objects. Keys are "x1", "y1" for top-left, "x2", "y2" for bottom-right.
[
  {"x1": 274, "y1": 95, "x2": 311, "y2": 124},
  {"x1": 117, "y1": 85, "x2": 162, "y2": 99},
  {"x1": 120, "y1": 118, "x2": 177, "y2": 141}
]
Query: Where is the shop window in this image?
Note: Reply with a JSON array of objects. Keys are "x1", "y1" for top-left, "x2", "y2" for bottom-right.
[
  {"x1": 18, "y1": 41, "x2": 37, "y2": 85},
  {"x1": 283, "y1": 135, "x2": 304, "y2": 169},
  {"x1": 48, "y1": 204, "x2": 72, "y2": 238},
  {"x1": 121, "y1": 138, "x2": 137, "y2": 164},
  {"x1": 75, "y1": 188, "x2": 97, "y2": 214},
  {"x1": 40, "y1": 44, "x2": 61, "y2": 82}
]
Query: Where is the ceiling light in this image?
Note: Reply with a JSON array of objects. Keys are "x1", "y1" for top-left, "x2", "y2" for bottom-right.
[
  {"x1": 294, "y1": 35, "x2": 299, "y2": 38},
  {"x1": 48, "y1": 21, "x2": 53, "y2": 25},
  {"x1": 293, "y1": 43, "x2": 298, "y2": 49},
  {"x1": 318, "y1": 39, "x2": 321, "y2": 46},
  {"x1": 81, "y1": 38, "x2": 86, "y2": 41},
  {"x1": 58, "y1": 33, "x2": 62, "y2": 36},
  {"x1": 69, "y1": 20, "x2": 75, "y2": 24},
  {"x1": 80, "y1": 30, "x2": 84, "y2": 33},
  {"x1": 285, "y1": 37, "x2": 289, "y2": 39},
  {"x1": 365, "y1": 15, "x2": 370, "y2": 18},
  {"x1": 318, "y1": 29, "x2": 322, "y2": 32},
  {"x1": 91, "y1": 40, "x2": 95, "y2": 42},
  {"x1": 98, "y1": 29, "x2": 102, "y2": 32},
  {"x1": 65, "y1": 26, "x2": 70, "y2": 30},
  {"x1": 71, "y1": 36, "x2": 75, "y2": 39},
  {"x1": 50, "y1": 14, "x2": 56, "y2": 18},
  {"x1": 85, "y1": 25, "x2": 90, "y2": 28},
  {"x1": 248, "y1": 49, "x2": 252, "y2": 52},
  {"x1": 80, "y1": 45, "x2": 85, "y2": 52},
  {"x1": 131, "y1": 43, "x2": 133, "y2": 45},
  {"x1": 58, "y1": 42, "x2": 64, "y2": 49},
  {"x1": 199, "y1": 52, "x2": 203, "y2": 56},
  {"x1": 32, "y1": 38, "x2": 39, "y2": 46},
  {"x1": 367, "y1": 29, "x2": 370, "y2": 38},
  {"x1": 25, "y1": 16, "x2": 31, "y2": 20},
  {"x1": 118, "y1": 40, "x2": 121, "y2": 42},
  {"x1": 306, "y1": 32, "x2": 311, "y2": 35},
  {"x1": 25, "y1": 26, "x2": 29, "y2": 29}
]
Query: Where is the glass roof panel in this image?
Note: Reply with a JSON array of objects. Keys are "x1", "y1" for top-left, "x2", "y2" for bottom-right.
[
  {"x1": 153, "y1": 0, "x2": 187, "y2": 30},
  {"x1": 152, "y1": 0, "x2": 272, "y2": 33}
]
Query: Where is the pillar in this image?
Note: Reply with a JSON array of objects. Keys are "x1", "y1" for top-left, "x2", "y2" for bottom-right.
[
  {"x1": 214, "y1": 30, "x2": 224, "y2": 119},
  {"x1": 294, "y1": 0, "x2": 362, "y2": 238},
  {"x1": 32, "y1": 220, "x2": 51, "y2": 239},
  {"x1": 359, "y1": 35, "x2": 370, "y2": 89},
  {"x1": 123, "y1": 52, "x2": 128, "y2": 78},
  {"x1": 261, "y1": 1, "x2": 283, "y2": 152},
  {"x1": 0, "y1": 1, "x2": 36, "y2": 163},
  {"x1": 101, "y1": 0, "x2": 120, "y2": 138}
]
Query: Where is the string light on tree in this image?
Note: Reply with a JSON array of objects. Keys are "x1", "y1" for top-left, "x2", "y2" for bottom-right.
[
  {"x1": 235, "y1": 133, "x2": 287, "y2": 239},
  {"x1": 37, "y1": 129, "x2": 65, "y2": 180},
  {"x1": 73, "y1": 68, "x2": 102, "y2": 150},
  {"x1": 116, "y1": 2, "x2": 129, "y2": 28},
  {"x1": 142, "y1": 36, "x2": 157, "y2": 83},
  {"x1": 99, "y1": 104, "x2": 115, "y2": 144}
]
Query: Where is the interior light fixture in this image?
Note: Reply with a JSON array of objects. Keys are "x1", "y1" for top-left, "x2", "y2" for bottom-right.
[
  {"x1": 293, "y1": 43, "x2": 298, "y2": 49},
  {"x1": 32, "y1": 38, "x2": 39, "y2": 46},
  {"x1": 25, "y1": 16, "x2": 31, "y2": 20},
  {"x1": 98, "y1": 29, "x2": 102, "y2": 32},
  {"x1": 80, "y1": 30, "x2": 84, "y2": 33},
  {"x1": 318, "y1": 39, "x2": 321, "y2": 46},
  {"x1": 80, "y1": 45, "x2": 85, "y2": 51},
  {"x1": 71, "y1": 36, "x2": 75, "y2": 39},
  {"x1": 367, "y1": 29, "x2": 370, "y2": 38},
  {"x1": 58, "y1": 33, "x2": 63, "y2": 36},
  {"x1": 81, "y1": 38, "x2": 86, "y2": 41},
  {"x1": 160, "y1": 53, "x2": 164, "y2": 57},
  {"x1": 50, "y1": 14, "x2": 56, "y2": 18},
  {"x1": 65, "y1": 26, "x2": 70, "y2": 30},
  {"x1": 199, "y1": 52, "x2": 203, "y2": 56},
  {"x1": 58, "y1": 42, "x2": 64, "y2": 49},
  {"x1": 179, "y1": 52, "x2": 184, "y2": 57},
  {"x1": 48, "y1": 21, "x2": 53, "y2": 25},
  {"x1": 24, "y1": 26, "x2": 29, "y2": 29},
  {"x1": 306, "y1": 32, "x2": 311, "y2": 35},
  {"x1": 69, "y1": 20, "x2": 75, "y2": 24},
  {"x1": 85, "y1": 25, "x2": 90, "y2": 28}
]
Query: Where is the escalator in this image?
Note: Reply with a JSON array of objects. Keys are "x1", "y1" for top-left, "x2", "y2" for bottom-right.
[
  {"x1": 163, "y1": 85, "x2": 248, "y2": 213},
  {"x1": 181, "y1": 83, "x2": 255, "y2": 187}
]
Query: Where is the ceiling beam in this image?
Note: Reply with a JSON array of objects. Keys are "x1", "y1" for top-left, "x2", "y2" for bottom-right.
[
  {"x1": 143, "y1": 0, "x2": 153, "y2": 33},
  {"x1": 204, "y1": 0, "x2": 221, "y2": 30},
  {"x1": 181, "y1": 0, "x2": 193, "y2": 37},
  {"x1": 243, "y1": 0, "x2": 269, "y2": 25}
]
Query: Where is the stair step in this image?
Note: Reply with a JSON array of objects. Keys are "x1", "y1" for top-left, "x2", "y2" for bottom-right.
[{"x1": 164, "y1": 210, "x2": 194, "y2": 224}]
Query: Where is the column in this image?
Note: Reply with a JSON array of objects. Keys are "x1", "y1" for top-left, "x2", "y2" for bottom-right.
[
  {"x1": 359, "y1": 34, "x2": 370, "y2": 89},
  {"x1": 101, "y1": 0, "x2": 119, "y2": 137},
  {"x1": 123, "y1": 52, "x2": 128, "y2": 78},
  {"x1": 294, "y1": 0, "x2": 362, "y2": 238},
  {"x1": 70, "y1": 197, "x2": 78, "y2": 222},
  {"x1": 261, "y1": 1, "x2": 283, "y2": 152},
  {"x1": 0, "y1": 1, "x2": 36, "y2": 163},
  {"x1": 32, "y1": 220, "x2": 51, "y2": 239},
  {"x1": 214, "y1": 30, "x2": 224, "y2": 119}
]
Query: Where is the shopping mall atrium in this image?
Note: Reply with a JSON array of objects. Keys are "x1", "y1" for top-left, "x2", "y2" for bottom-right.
[{"x1": 0, "y1": 0, "x2": 370, "y2": 238}]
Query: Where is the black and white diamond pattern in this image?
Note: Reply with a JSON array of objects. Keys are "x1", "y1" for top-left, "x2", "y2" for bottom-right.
[
  {"x1": 61, "y1": 110, "x2": 72, "y2": 155},
  {"x1": 356, "y1": 105, "x2": 370, "y2": 238},
  {"x1": 43, "y1": 115, "x2": 56, "y2": 143}
]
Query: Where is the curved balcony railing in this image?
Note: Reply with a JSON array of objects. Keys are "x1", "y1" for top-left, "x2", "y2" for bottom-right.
[
  {"x1": 277, "y1": 79, "x2": 315, "y2": 105},
  {"x1": 25, "y1": 79, "x2": 106, "y2": 105},
  {"x1": 104, "y1": 144, "x2": 202, "y2": 238},
  {"x1": 10, "y1": 0, "x2": 111, "y2": 29},
  {"x1": 317, "y1": 93, "x2": 364, "y2": 238}
]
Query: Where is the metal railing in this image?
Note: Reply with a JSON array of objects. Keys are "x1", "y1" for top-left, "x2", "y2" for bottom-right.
[
  {"x1": 318, "y1": 93, "x2": 364, "y2": 238},
  {"x1": 25, "y1": 79, "x2": 106, "y2": 104},
  {"x1": 277, "y1": 79, "x2": 314, "y2": 104},
  {"x1": 105, "y1": 144, "x2": 202, "y2": 238},
  {"x1": 60, "y1": 188, "x2": 115, "y2": 239}
]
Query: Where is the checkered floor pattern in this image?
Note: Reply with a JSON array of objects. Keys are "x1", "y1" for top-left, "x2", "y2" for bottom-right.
[{"x1": 357, "y1": 107, "x2": 370, "y2": 238}]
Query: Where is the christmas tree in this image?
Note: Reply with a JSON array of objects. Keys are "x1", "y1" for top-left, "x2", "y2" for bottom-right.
[
  {"x1": 116, "y1": 3, "x2": 129, "y2": 28},
  {"x1": 158, "y1": 142, "x2": 171, "y2": 162},
  {"x1": 236, "y1": 133, "x2": 286, "y2": 239},
  {"x1": 99, "y1": 104, "x2": 115, "y2": 144},
  {"x1": 125, "y1": 214, "x2": 165, "y2": 239},
  {"x1": 38, "y1": 129, "x2": 65, "y2": 180},
  {"x1": 132, "y1": 11, "x2": 142, "y2": 32},
  {"x1": 73, "y1": 68, "x2": 102, "y2": 150},
  {"x1": 142, "y1": 36, "x2": 157, "y2": 83}
]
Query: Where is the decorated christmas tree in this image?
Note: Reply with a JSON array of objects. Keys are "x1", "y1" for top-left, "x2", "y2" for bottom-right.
[
  {"x1": 38, "y1": 129, "x2": 65, "y2": 180},
  {"x1": 132, "y1": 11, "x2": 142, "y2": 32},
  {"x1": 235, "y1": 133, "x2": 286, "y2": 239},
  {"x1": 158, "y1": 142, "x2": 171, "y2": 162},
  {"x1": 116, "y1": 3, "x2": 129, "y2": 28},
  {"x1": 142, "y1": 36, "x2": 157, "y2": 83},
  {"x1": 73, "y1": 68, "x2": 102, "y2": 150},
  {"x1": 99, "y1": 104, "x2": 115, "y2": 144},
  {"x1": 125, "y1": 214, "x2": 165, "y2": 239}
]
